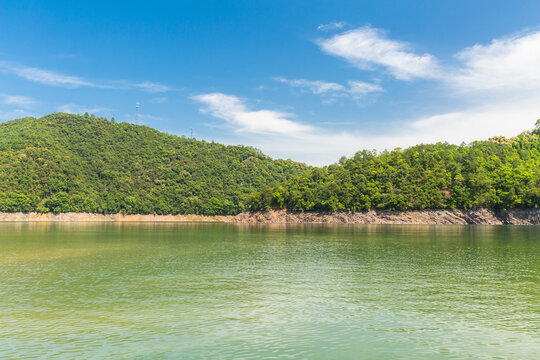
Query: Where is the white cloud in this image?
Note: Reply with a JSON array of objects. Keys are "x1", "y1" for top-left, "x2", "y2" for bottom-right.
[
  {"x1": 190, "y1": 28, "x2": 540, "y2": 165},
  {"x1": 403, "y1": 30, "x2": 540, "y2": 147},
  {"x1": 408, "y1": 101, "x2": 539, "y2": 144},
  {"x1": 0, "y1": 60, "x2": 171, "y2": 92},
  {"x1": 317, "y1": 26, "x2": 439, "y2": 80},
  {"x1": 0, "y1": 62, "x2": 95, "y2": 87},
  {"x1": 347, "y1": 80, "x2": 383, "y2": 96},
  {"x1": 196, "y1": 92, "x2": 538, "y2": 166},
  {"x1": 276, "y1": 77, "x2": 345, "y2": 94},
  {"x1": 450, "y1": 30, "x2": 540, "y2": 94},
  {"x1": 222, "y1": 103, "x2": 538, "y2": 166},
  {"x1": 317, "y1": 21, "x2": 346, "y2": 32},
  {"x1": 263, "y1": 27, "x2": 534, "y2": 164},
  {"x1": 0, "y1": 94, "x2": 38, "y2": 107},
  {"x1": 276, "y1": 77, "x2": 382, "y2": 101},
  {"x1": 133, "y1": 81, "x2": 172, "y2": 93},
  {"x1": 404, "y1": 29, "x2": 540, "y2": 145},
  {"x1": 192, "y1": 93, "x2": 313, "y2": 136}
]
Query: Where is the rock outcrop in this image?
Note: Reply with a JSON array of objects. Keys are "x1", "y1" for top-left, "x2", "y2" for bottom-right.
[
  {"x1": 0, "y1": 209, "x2": 538, "y2": 224},
  {"x1": 232, "y1": 209, "x2": 540, "y2": 225}
]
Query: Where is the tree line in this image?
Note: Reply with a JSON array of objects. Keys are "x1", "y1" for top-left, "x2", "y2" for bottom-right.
[
  {"x1": 0, "y1": 113, "x2": 538, "y2": 214},
  {"x1": 0, "y1": 113, "x2": 307, "y2": 214},
  {"x1": 248, "y1": 121, "x2": 540, "y2": 212}
]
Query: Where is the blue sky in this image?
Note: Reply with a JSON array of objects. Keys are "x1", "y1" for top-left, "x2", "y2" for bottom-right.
[{"x1": 1, "y1": 0, "x2": 540, "y2": 165}]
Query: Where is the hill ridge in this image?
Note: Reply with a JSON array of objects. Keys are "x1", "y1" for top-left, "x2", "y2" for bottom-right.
[{"x1": 0, "y1": 113, "x2": 307, "y2": 214}]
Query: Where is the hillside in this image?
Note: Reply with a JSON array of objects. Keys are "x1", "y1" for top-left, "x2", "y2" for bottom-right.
[
  {"x1": 1, "y1": 113, "x2": 539, "y2": 216},
  {"x1": 248, "y1": 122, "x2": 540, "y2": 212},
  {"x1": 0, "y1": 113, "x2": 308, "y2": 214}
]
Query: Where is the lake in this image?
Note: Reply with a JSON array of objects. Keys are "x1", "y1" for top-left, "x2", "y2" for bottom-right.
[{"x1": 0, "y1": 223, "x2": 538, "y2": 359}]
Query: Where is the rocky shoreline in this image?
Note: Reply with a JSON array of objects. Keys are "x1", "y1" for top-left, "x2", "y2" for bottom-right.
[
  {"x1": 0, "y1": 212, "x2": 234, "y2": 222},
  {"x1": 233, "y1": 209, "x2": 540, "y2": 225},
  {"x1": 0, "y1": 209, "x2": 538, "y2": 224}
]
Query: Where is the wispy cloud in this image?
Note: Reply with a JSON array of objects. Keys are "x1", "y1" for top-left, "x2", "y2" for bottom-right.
[
  {"x1": 0, "y1": 61, "x2": 96, "y2": 87},
  {"x1": 196, "y1": 80, "x2": 539, "y2": 166},
  {"x1": 151, "y1": 96, "x2": 169, "y2": 104},
  {"x1": 132, "y1": 81, "x2": 172, "y2": 93},
  {"x1": 450, "y1": 30, "x2": 540, "y2": 94},
  {"x1": 192, "y1": 28, "x2": 540, "y2": 164},
  {"x1": 347, "y1": 80, "x2": 384, "y2": 96},
  {"x1": 276, "y1": 77, "x2": 345, "y2": 95},
  {"x1": 0, "y1": 94, "x2": 38, "y2": 107},
  {"x1": 0, "y1": 60, "x2": 171, "y2": 92},
  {"x1": 193, "y1": 93, "x2": 313, "y2": 136},
  {"x1": 317, "y1": 26, "x2": 439, "y2": 80},
  {"x1": 276, "y1": 77, "x2": 382, "y2": 102},
  {"x1": 410, "y1": 29, "x2": 540, "y2": 143},
  {"x1": 317, "y1": 21, "x2": 346, "y2": 32},
  {"x1": 191, "y1": 92, "x2": 416, "y2": 164}
]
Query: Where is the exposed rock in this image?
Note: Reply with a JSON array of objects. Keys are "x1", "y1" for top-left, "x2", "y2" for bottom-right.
[
  {"x1": 232, "y1": 209, "x2": 540, "y2": 225},
  {"x1": 0, "y1": 209, "x2": 538, "y2": 224},
  {"x1": 0, "y1": 212, "x2": 233, "y2": 222}
]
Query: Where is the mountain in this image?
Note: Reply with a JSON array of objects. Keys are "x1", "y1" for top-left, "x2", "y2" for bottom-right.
[
  {"x1": 248, "y1": 121, "x2": 540, "y2": 211},
  {"x1": 0, "y1": 113, "x2": 308, "y2": 214},
  {"x1": 1, "y1": 113, "x2": 538, "y2": 215}
]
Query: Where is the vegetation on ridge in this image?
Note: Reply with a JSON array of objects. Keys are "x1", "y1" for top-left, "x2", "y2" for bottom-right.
[
  {"x1": 248, "y1": 120, "x2": 540, "y2": 212},
  {"x1": 0, "y1": 113, "x2": 307, "y2": 214},
  {"x1": 0, "y1": 113, "x2": 538, "y2": 214}
]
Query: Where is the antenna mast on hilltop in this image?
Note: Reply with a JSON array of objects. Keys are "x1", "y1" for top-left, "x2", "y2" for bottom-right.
[{"x1": 135, "y1": 102, "x2": 140, "y2": 123}]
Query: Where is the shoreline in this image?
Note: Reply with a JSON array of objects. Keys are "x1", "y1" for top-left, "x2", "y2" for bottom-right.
[
  {"x1": 0, "y1": 212, "x2": 233, "y2": 223},
  {"x1": 0, "y1": 209, "x2": 538, "y2": 224}
]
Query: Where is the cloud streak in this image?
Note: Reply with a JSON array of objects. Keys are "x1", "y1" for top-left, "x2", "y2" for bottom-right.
[
  {"x1": 0, "y1": 60, "x2": 171, "y2": 92},
  {"x1": 0, "y1": 94, "x2": 38, "y2": 107},
  {"x1": 450, "y1": 30, "x2": 540, "y2": 94},
  {"x1": 317, "y1": 21, "x2": 346, "y2": 32},
  {"x1": 269, "y1": 26, "x2": 537, "y2": 163},
  {"x1": 206, "y1": 98, "x2": 538, "y2": 166},
  {"x1": 193, "y1": 93, "x2": 313, "y2": 136},
  {"x1": 317, "y1": 26, "x2": 439, "y2": 80},
  {"x1": 275, "y1": 77, "x2": 382, "y2": 101},
  {"x1": 190, "y1": 28, "x2": 540, "y2": 164}
]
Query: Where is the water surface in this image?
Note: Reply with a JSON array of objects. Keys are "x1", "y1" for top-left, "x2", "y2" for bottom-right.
[{"x1": 0, "y1": 223, "x2": 538, "y2": 359}]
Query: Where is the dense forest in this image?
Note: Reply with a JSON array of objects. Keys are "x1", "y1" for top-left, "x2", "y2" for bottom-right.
[
  {"x1": 249, "y1": 121, "x2": 540, "y2": 212},
  {"x1": 0, "y1": 113, "x2": 538, "y2": 214},
  {"x1": 0, "y1": 113, "x2": 307, "y2": 214}
]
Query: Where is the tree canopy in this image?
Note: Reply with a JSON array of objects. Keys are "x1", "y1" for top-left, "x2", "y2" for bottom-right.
[
  {"x1": 0, "y1": 113, "x2": 538, "y2": 214},
  {"x1": 248, "y1": 129, "x2": 540, "y2": 212},
  {"x1": 0, "y1": 113, "x2": 307, "y2": 214}
]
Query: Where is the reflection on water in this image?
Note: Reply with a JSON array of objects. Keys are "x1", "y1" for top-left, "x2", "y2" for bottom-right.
[{"x1": 0, "y1": 223, "x2": 539, "y2": 359}]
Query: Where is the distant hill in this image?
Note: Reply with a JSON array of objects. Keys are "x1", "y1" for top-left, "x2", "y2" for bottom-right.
[
  {"x1": 0, "y1": 113, "x2": 308, "y2": 214},
  {"x1": 248, "y1": 121, "x2": 540, "y2": 212},
  {"x1": 1, "y1": 113, "x2": 538, "y2": 215}
]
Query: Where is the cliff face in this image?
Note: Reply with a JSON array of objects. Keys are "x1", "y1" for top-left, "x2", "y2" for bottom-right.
[
  {"x1": 0, "y1": 209, "x2": 538, "y2": 224},
  {"x1": 233, "y1": 209, "x2": 540, "y2": 225}
]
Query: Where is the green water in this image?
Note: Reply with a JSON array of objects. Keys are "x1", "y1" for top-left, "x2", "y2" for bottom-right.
[{"x1": 0, "y1": 223, "x2": 538, "y2": 359}]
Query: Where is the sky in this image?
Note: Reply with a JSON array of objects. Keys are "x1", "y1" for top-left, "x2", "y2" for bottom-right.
[{"x1": 1, "y1": 0, "x2": 540, "y2": 165}]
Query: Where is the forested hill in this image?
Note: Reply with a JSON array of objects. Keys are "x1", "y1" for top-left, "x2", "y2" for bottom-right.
[
  {"x1": 249, "y1": 122, "x2": 540, "y2": 212},
  {"x1": 0, "y1": 113, "x2": 308, "y2": 214},
  {"x1": 1, "y1": 113, "x2": 539, "y2": 215}
]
